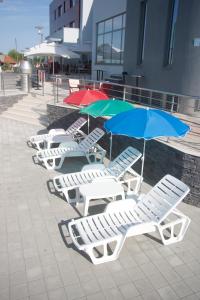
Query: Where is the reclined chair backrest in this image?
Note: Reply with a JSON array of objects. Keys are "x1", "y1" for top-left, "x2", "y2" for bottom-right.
[
  {"x1": 79, "y1": 128, "x2": 105, "y2": 152},
  {"x1": 108, "y1": 147, "x2": 142, "y2": 178},
  {"x1": 136, "y1": 175, "x2": 190, "y2": 224},
  {"x1": 65, "y1": 117, "x2": 87, "y2": 135}
]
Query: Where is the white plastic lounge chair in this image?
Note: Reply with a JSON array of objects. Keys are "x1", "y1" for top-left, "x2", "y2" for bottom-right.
[
  {"x1": 68, "y1": 175, "x2": 191, "y2": 264},
  {"x1": 53, "y1": 146, "x2": 142, "y2": 203},
  {"x1": 29, "y1": 117, "x2": 87, "y2": 150},
  {"x1": 36, "y1": 128, "x2": 105, "y2": 170}
]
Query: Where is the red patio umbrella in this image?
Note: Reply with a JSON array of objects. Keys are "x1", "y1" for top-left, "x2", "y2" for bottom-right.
[{"x1": 63, "y1": 89, "x2": 109, "y2": 106}]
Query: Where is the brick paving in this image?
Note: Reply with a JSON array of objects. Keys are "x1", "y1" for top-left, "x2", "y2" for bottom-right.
[{"x1": 0, "y1": 116, "x2": 200, "y2": 300}]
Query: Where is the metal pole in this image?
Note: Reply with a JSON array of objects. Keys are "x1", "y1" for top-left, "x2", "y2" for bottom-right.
[
  {"x1": 87, "y1": 114, "x2": 90, "y2": 135},
  {"x1": 56, "y1": 76, "x2": 58, "y2": 103},
  {"x1": 123, "y1": 86, "x2": 126, "y2": 101},
  {"x1": 109, "y1": 133, "x2": 113, "y2": 161},
  {"x1": 171, "y1": 95, "x2": 175, "y2": 114},
  {"x1": 140, "y1": 139, "x2": 146, "y2": 191},
  {"x1": 42, "y1": 72, "x2": 44, "y2": 96},
  {"x1": 52, "y1": 56, "x2": 55, "y2": 75}
]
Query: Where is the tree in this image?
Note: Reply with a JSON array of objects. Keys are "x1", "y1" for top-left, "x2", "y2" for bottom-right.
[{"x1": 7, "y1": 49, "x2": 23, "y2": 62}]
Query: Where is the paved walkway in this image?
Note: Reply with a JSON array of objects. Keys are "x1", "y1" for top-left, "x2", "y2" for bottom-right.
[{"x1": 0, "y1": 116, "x2": 200, "y2": 300}]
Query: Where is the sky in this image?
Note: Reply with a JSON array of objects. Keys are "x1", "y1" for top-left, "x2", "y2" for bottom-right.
[{"x1": 0, "y1": 0, "x2": 51, "y2": 54}]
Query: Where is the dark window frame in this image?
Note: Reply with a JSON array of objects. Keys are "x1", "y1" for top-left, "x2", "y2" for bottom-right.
[
  {"x1": 164, "y1": 0, "x2": 179, "y2": 66},
  {"x1": 137, "y1": 0, "x2": 147, "y2": 65}
]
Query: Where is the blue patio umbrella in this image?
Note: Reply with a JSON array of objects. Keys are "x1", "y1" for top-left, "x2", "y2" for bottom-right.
[{"x1": 104, "y1": 108, "x2": 190, "y2": 188}]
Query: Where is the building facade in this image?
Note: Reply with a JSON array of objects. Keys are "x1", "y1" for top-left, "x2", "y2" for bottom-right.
[
  {"x1": 49, "y1": 0, "x2": 93, "y2": 55},
  {"x1": 124, "y1": 0, "x2": 200, "y2": 97}
]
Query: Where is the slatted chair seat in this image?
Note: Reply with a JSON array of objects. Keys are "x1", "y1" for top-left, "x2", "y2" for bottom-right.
[
  {"x1": 53, "y1": 146, "x2": 142, "y2": 202},
  {"x1": 36, "y1": 128, "x2": 105, "y2": 170},
  {"x1": 68, "y1": 175, "x2": 191, "y2": 264},
  {"x1": 29, "y1": 117, "x2": 87, "y2": 150}
]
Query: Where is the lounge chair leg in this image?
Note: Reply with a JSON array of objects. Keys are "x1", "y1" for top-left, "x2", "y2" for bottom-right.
[
  {"x1": 62, "y1": 187, "x2": 80, "y2": 204},
  {"x1": 35, "y1": 141, "x2": 44, "y2": 150},
  {"x1": 43, "y1": 157, "x2": 64, "y2": 170},
  {"x1": 157, "y1": 210, "x2": 191, "y2": 245},
  {"x1": 85, "y1": 236, "x2": 126, "y2": 265}
]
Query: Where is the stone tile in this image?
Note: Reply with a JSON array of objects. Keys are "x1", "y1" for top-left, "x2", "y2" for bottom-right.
[
  {"x1": 10, "y1": 270, "x2": 27, "y2": 286},
  {"x1": 97, "y1": 275, "x2": 117, "y2": 290},
  {"x1": 134, "y1": 278, "x2": 154, "y2": 294},
  {"x1": 126, "y1": 266, "x2": 146, "y2": 281},
  {"x1": 29, "y1": 292, "x2": 49, "y2": 300},
  {"x1": 10, "y1": 283, "x2": 29, "y2": 300},
  {"x1": 157, "y1": 286, "x2": 179, "y2": 300},
  {"x1": 65, "y1": 283, "x2": 86, "y2": 300},
  {"x1": 112, "y1": 270, "x2": 131, "y2": 286},
  {"x1": 119, "y1": 282, "x2": 140, "y2": 299},
  {"x1": 28, "y1": 278, "x2": 46, "y2": 296},
  {"x1": 87, "y1": 292, "x2": 106, "y2": 300},
  {"x1": 0, "y1": 288, "x2": 10, "y2": 300},
  {"x1": 184, "y1": 276, "x2": 200, "y2": 292},
  {"x1": 171, "y1": 280, "x2": 193, "y2": 298},
  {"x1": 48, "y1": 287, "x2": 68, "y2": 300},
  {"x1": 45, "y1": 275, "x2": 63, "y2": 291},
  {"x1": 81, "y1": 278, "x2": 101, "y2": 295},
  {"x1": 26, "y1": 266, "x2": 43, "y2": 281},
  {"x1": 104, "y1": 288, "x2": 124, "y2": 300}
]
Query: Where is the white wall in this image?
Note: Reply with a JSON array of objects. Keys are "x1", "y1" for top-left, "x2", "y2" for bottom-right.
[{"x1": 91, "y1": 0, "x2": 127, "y2": 80}]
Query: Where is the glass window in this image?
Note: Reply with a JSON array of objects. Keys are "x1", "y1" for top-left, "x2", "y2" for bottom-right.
[
  {"x1": 105, "y1": 19, "x2": 112, "y2": 33},
  {"x1": 96, "y1": 13, "x2": 126, "y2": 65},
  {"x1": 113, "y1": 15, "x2": 122, "y2": 30},
  {"x1": 54, "y1": 9, "x2": 56, "y2": 20},
  {"x1": 104, "y1": 32, "x2": 112, "y2": 63},
  {"x1": 63, "y1": 1, "x2": 66, "y2": 13},
  {"x1": 98, "y1": 22, "x2": 104, "y2": 34},
  {"x1": 58, "y1": 5, "x2": 62, "y2": 17},
  {"x1": 70, "y1": 0, "x2": 75, "y2": 8},
  {"x1": 97, "y1": 35, "x2": 104, "y2": 63},
  {"x1": 165, "y1": 0, "x2": 179, "y2": 65},
  {"x1": 137, "y1": 0, "x2": 147, "y2": 65},
  {"x1": 122, "y1": 14, "x2": 126, "y2": 28}
]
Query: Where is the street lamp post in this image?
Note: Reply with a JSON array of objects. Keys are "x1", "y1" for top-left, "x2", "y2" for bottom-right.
[{"x1": 35, "y1": 26, "x2": 44, "y2": 43}]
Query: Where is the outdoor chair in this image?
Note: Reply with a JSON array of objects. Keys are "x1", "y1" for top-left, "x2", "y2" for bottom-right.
[
  {"x1": 29, "y1": 117, "x2": 87, "y2": 150},
  {"x1": 36, "y1": 128, "x2": 106, "y2": 170},
  {"x1": 53, "y1": 146, "x2": 142, "y2": 203},
  {"x1": 68, "y1": 79, "x2": 80, "y2": 94},
  {"x1": 68, "y1": 174, "x2": 191, "y2": 264}
]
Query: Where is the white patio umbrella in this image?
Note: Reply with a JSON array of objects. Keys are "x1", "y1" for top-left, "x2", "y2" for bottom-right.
[{"x1": 24, "y1": 41, "x2": 80, "y2": 74}]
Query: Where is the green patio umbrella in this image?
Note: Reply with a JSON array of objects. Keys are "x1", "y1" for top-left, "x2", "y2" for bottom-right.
[
  {"x1": 80, "y1": 99, "x2": 134, "y2": 159},
  {"x1": 80, "y1": 99, "x2": 134, "y2": 118}
]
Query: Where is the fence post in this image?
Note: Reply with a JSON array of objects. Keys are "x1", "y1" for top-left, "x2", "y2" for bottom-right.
[
  {"x1": 123, "y1": 86, "x2": 126, "y2": 101},
  {"x1": 171, "y1": 95, "x2": 175, "y2": 114}
]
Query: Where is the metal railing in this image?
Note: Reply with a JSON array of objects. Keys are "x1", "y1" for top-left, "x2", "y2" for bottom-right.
[{"x1": 49, "y1": 75, "x2": 200, "y2": 118}]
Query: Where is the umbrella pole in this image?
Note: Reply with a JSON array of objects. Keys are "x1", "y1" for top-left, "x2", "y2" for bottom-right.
[
  {"x1": 53, "y1": 56, "x2": 55, "y2": 75},
  {"x1": 87, "y1": 114, "x2": 90, "y2": 135},
  {"x1": 109, "y1": 133, "x2": 113, "y2": 161},
  {"x1": 140, "y1": 139, "x2": 146, "y2": 191}
]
